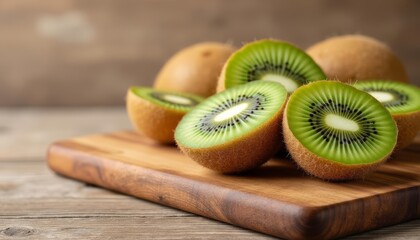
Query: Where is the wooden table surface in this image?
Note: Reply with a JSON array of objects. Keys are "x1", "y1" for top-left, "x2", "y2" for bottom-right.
[{"x1": 1, "y1": 108, "x2": 419, "y2": 239}]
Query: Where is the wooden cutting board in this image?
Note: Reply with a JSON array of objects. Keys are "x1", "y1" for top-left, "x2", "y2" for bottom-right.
[{"x1": 47, "y1": 131, "x2": 420, "y2": 240}]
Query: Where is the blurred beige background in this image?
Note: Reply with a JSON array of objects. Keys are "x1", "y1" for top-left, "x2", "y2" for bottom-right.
[{"x1": 1, "y1": 0, "x2": 419, "y2": 106}]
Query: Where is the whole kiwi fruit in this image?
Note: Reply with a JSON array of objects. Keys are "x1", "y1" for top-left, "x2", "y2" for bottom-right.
[
  {"x1": 283, "y1": 81, "x2": 397, "y2": 181},
  {"x1": 307, "y1": 35, "x2": 409, "y2": 83},
  {"x1": 154, "y1": 42, "x2": 235, "y2": 97},
  {"x1": 126, "y1": 87, "x2": 203, "y2": 144}
]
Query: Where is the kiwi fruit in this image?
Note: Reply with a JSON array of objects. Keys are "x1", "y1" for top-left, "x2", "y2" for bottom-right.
[
  {"x1": 154, "y1": 42, "x2": 235, "y2": 97},
  {"x1": 354, "y1": 80, "x2": 420, "y2": 150},
  {"x1": 126, "y1": 87, "x2": 204, "y2": 144},
  {"x1": 175, "y1": 81, "x2": 288, "y2": 173},
  {"x1": 217, "y1": 39, "x2": 326, "y2": 94},
  {"x1": 283, "y1": 81, "x2": 397, "y2": 180},
  {"x1": 307, "y1": 35, "x2": 409, "y2": 83}
]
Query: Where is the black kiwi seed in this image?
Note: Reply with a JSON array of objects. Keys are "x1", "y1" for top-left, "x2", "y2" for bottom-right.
[
  {"x1": 196, "y1": 93, "x2": 269, "y2": 133},
  {"x1": 305, "y1": 99, "x2": 379, "y2": 145}
]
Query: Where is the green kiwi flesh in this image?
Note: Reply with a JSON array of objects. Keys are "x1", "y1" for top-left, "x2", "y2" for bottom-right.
[
  {"x1": 222, "y1": 40, "x2": 326, "y2": 93},
  {"x1": 131, "y1": 87, "x2": 203, "y2": 111},
  {"x1": 287, "y1": 81, "x2": 397, "y2": 165},
  {"x1": 175, "y1": 81, "x2": 287, "y2": 173},
  {"x1": 353, "y1": 81, "x2": 420, "y2": 115}
]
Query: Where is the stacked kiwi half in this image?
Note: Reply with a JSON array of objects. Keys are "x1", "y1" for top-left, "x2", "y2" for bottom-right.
[
  {"x1": 127, "y1": 36, "x2": 419, "y2": 181},
  {"x1": 217, "y1": 40, "x2": 326, "y2": 94}
]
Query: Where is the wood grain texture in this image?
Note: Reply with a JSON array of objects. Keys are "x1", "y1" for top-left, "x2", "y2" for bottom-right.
[
  {"x1": 47, "y1": 131, "x2": 420, "y2": 240},
  {"x1": 0, "y1": 0, "x2": 419, "y2": 106},
  {"x1": 0, "y1": 107, "x2": 130, "y2": 161},
  {"x1": 2, "y1": 108, "x2": 420, "y2": 239},
  {"x1": 0, "y1": 161, "x2": 274, "y2": 240}
]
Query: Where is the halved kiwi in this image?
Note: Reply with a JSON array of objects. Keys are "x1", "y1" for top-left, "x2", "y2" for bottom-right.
[
  {"x1": 284, "y1": 81, "x2": 397, "y2": 180},
  {"x1": 175, "y1": 81, "x2": 287, "y2": 173},
  {"x1": 217, "y1": 39, "x2": 326, "y2": 94},
  {"x1": 354, "y1": 80, "x2": 420, "y2": 149},
  {"x1": 126, "y1": 87, "x2": 204, "y2": 144}
]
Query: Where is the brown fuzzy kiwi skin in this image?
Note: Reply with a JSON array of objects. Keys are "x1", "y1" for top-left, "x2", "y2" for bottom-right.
[
  {"x1": 126, "y1": 90, "x2": 185, "y2": 144},
  {"x1": 307, "y1": 35, "x2": 409, "y2": 83},
  {"x1": 154, "y1": 42, "x2": 235, "y2": 97},
  {"x1": 176, "y1": 105, "x2": 285, "y2": 174},
  {"x1": 393, "y1": 111, "x2": 420, "y2": 150},
  {"x1": 283, "y1": 103, "x2": 392, "y2": 181}
]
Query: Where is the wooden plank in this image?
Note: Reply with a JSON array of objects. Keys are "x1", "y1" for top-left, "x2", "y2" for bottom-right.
[
  {"x1": 47, "y1": 131, "x2": 420, "y2": 239},
  {"x1": 2, "y1": 217, "x2": 419, "y2": 240},
  {"x1": 0, "y1": 218, "x2": 275, "y2": 240},
  {"x1": 0, "y1": 161, "x2": 114, "y2": 199},
  {"x1": 0, "y1": 161, "x2": 274, "y2": 240},
  {"x1": 0, "y1": 108, "x2": 130, "y2": 161}
]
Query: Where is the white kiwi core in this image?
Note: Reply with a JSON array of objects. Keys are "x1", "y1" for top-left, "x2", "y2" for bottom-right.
[
  {"x1": 162, "y1": 94, "x2": 193, "y2": 105},
  {"x1": 260, "y1": 73, "x2": 298, "y2": 93},
  {"x1": 325, "y1": 114, "x2": 359, "y2": 132},
  {"x1": 368, "y1": 91, "x2": 395, "y2": 103},
  {"x1": 214, "y1": 103, "x2": 249, "y2": 122}
]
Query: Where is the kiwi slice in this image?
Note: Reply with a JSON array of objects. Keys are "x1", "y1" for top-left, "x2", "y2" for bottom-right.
[
  {"x1": 217, "y1": 39, "x2": 326, "y2": 94},
  {"x1": 126, "y1": 87, "x2": 204, "y2": 144},
  {"x1": 175, "y1": 81, "x2": 287, "y2": 173},
  {"x1": 284, "y1": 81, "x2": 397, "y2": 180},
  {"x1": 354, "y1": 80, "x2": 420, "y2": 149}
]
